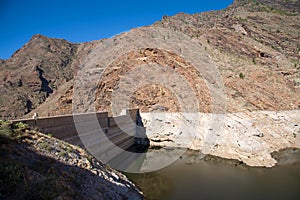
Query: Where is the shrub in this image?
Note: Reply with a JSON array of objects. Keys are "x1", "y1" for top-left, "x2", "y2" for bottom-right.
[
  {"x1": 12, "y1": 122, "x2": 29, "y2": 130},
  {"x1": 0, "y1": 162, "x2": 23, "y2": 195},
  {"x1": 239, "y1": 72, "x2": 245, "y2": 79}
]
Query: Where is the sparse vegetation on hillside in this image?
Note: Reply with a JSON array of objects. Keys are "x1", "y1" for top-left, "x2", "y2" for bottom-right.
[
  {"x1": 0, "y1": 121, "x2": 143, "y2": 199},
  {"x1": 0, "y1": 0, "x2": 299, "y2": 117},
  {"x1": 239, "y1": 72, "x2": 245, "y2": 79}
]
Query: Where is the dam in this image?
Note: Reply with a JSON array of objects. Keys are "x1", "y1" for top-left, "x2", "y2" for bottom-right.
[{"x1": 12, "y1": 109, "x2": 149, "y2": 170}]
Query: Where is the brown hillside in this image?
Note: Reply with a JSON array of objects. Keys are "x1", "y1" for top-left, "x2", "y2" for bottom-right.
[{"x1": 1, "y1": 0, "x2": 299, "y2": 119}]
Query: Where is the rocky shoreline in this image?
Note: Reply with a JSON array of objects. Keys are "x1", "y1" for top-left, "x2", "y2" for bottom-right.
[
  {"x1": 183, "y1": 148, "x2": 300, "y2": 167},
  {"x1": 141, "y1": 110, "x2": 300, "y2": 167}
]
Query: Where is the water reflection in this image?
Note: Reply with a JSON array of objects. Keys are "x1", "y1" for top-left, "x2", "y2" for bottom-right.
[
  {"x1": 126, "y1": 149, "x2": 300, "y2": 200},
  {"x1": 126, "y1": 172, "x2": 172, "y2": 200}
]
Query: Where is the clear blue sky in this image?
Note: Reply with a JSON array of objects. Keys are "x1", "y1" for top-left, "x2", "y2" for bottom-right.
[{"x1": 0, "y1": 0, "x2": 233, "y2": 59}]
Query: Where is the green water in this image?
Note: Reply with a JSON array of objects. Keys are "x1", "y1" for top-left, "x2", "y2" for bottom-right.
[{"x1": 126, "y1": 149, "x2": 300, "y2": 200}]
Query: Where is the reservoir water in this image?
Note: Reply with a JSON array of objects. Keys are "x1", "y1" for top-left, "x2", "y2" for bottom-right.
[{"x1": 126, "y1": 149, "x2": 300, "y2": 200}]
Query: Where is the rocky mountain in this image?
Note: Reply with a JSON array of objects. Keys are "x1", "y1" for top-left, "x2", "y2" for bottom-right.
[
  {"x1": 0, "y1": 0, "x2": 299, "y2": 119},
  {"x1": 151, "y1": 0, "x2": 300, "y2": 113},
  {"x1": 0, "y1": 35, "x2": 99, "y2": 118}
]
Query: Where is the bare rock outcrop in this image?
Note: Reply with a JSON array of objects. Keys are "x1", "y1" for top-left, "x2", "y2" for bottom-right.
[{"x1": 141, "y1": 110, "x2": 300, "y2": 167}]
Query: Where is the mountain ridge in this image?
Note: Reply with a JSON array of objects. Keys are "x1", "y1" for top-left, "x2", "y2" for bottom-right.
[{"x1": 0, "y1": 0, "x2": 299, "y2": 119}]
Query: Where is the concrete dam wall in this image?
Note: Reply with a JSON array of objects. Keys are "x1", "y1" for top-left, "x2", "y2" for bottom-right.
[{"x1": 12, "y1": 109, "x2": 148, "y2": 164}]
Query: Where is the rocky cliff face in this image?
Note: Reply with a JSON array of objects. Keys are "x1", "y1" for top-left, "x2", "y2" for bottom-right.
[
  {"x1": 0, "y1": 35, "x2": 77, "y2": 118},
  {"x1": 0, "y1": 35, "x2": 99, "y2": 118},
  {"x1": 0, "y1": 0, "x2": 299, "y2": 118},
  {"x1": 153, "y1": 0, "x2": 300, "y2": 112}
]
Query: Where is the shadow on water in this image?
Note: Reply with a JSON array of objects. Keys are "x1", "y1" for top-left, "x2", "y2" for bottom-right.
[
  {"x1": 126, "y1": 148, "x2": 300, "y2": 200},
  {"x1": 107, "y1": 111, "x2": 150, "y2": 172}
]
